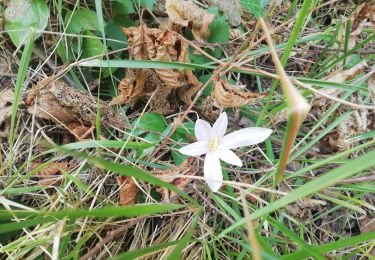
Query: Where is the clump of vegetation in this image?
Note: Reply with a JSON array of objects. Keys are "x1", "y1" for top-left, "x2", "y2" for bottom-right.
[{"x1": 0, "y1": 0, "x2": 374, "y2": 259}]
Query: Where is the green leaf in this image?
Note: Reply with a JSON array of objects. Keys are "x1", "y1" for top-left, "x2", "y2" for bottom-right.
[
  {"x1": 240, "y1": 0, "x2": 269, "y2": 18},
  {"x1": 208, "y1": 17, "x2": 230, "y2": 43},
  {"x1": 134, "y1": 0, "x2": 156, "y2": 10},
  {"x1": 344, "y1": 54, "x2": 362, "y2": 70},
  {"x1": 65, "y1": 9, "x2": 98, "y2": 34},
  {"x1": 4, "y1": 0, "x2": 49, "y2": 46},
  {"x1": 112, "y1": 0, "x2": 135, "y2": 15},
  {"x1": 135, "y1": 113, "x2": 167, "y2": 132},
  {"x1": 105, "y1": 21, "x2": 127, "y2": 51},
  {"x1": 81, "y1": 30, "x2": 105, "y2": 58}
]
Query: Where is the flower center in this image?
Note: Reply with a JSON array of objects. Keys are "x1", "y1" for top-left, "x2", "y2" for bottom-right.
[{"x1": 207, "y1": 137, "x2": 219, "y2": 151}]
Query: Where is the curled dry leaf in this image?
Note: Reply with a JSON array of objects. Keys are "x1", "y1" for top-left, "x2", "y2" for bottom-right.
[
  {"x1": 309, "y1": 61, "x2": 373, "y2": 151},
  {"x1": 30, "y1": 161, "x2": 77, "y2": 186},
  {"x1": 352, "y1": 3, "x2": 375, "y2": 32},
  {"x1": 329, "y1": 107, "x2": 370, "y2": 151},
  {"x1": 166, "y1": 0, "x2": 215, "y2": 41},
  {"x1": 212, "y1": 77, "x2": 265, "y2": 108},
  {"x1": 27, "y1": 77, "x2": 126, "y2": 130},
  {"x1": 314, "y1": 60, "x2": 369, "y2": 107},
  {"x1": 116, "y1": 176, "x2": 138, "y2": 206},
  {"x1": 111, "y1": 24, "x2": 201, "y2": 114},
  {"x1": 153, "y1": 158, "x2": 195, "y2": 200},
  {"x1": 280, "y1": 184, "x2": 327, "y2": 218}
]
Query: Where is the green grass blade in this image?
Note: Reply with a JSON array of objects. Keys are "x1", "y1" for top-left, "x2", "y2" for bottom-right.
[
  {"x1": 280, "y1": 232, "x2": 375, "y2": 259},
  {"x1": 112, "y1": 240, "x2": 182, "y2": 260},
  {"x1": 218, "y1": 149, "x2": 375, "y2": 238},
  {"x1": 8, "y1": 33, "x2": 34, "y2": 165},
  {"x1": 60, "y1": 140, "x2": 153, "y2": 150}
]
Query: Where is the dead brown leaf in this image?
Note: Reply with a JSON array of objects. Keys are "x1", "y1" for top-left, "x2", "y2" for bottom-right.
[
  {"x1": 166, "y1": 0, "x2": 215, "y2": 41},
  {"x1": 359, "y1": 217, "x2": 375, "y2": 234},
  {"x1": 30, "y1": 161, "x2": 77, "y2": 186},
  {"x1": 153, "y1": 158, "x2": 195, "y2": 200},
  {"x1": 314, "y1": 61, "x2": 369, "y2": 107},
  {"x1": 212, "y1": 77, "x2": 264, "y2": 108},
  {"x1": 116, "y1": 176, "x2": 138, "y2": 206},
  {"x1": 27, "y1": 78, "x2": 126, "y2": 131},
  {"x1": 111, "y1": 24, "x2": 201, "y2": 114},
  {"x1": 352, "y1": 3, "x2": 375, "y2": 32}
]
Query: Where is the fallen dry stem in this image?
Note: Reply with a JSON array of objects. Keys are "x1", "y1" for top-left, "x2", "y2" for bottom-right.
[
  {"x1": 240, "y1": 191, "x2": 262, "y2": 260},
  {"x1": 259, "y1": 17, "x2": 310, "y2": 183}
]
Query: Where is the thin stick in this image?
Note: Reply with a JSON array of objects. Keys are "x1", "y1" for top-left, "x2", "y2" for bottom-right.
[{"x1": 240, "y1": 191, "x2": 262, "y2": 260}]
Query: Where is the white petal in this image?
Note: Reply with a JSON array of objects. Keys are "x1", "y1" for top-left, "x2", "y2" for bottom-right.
[
  {"x1": 211, "y1": 112, "x2": 228, "y2": 139},
  {"x1": 204, "y1": 152, "x2": 223, "y2": 192},
  {"x1": 217, "y1": 147, "x2": 242, "y2": 167},
  {"x1": 195, "y1": 119, "x2": 212, "y2": 141},
  {"x1": 221, "y1": 127, "x2": 272, "y2": 150},
  {"x1": 179, "y1": 141, "x2": 208, "y2": 156}
]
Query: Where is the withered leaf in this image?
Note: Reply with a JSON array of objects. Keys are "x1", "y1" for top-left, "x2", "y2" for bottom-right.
[
  {"x1": 313, "y1": 61, "x2": 368, "y2": 107},
  {"x1": 213, "y1": 77, "x2": 264, "y2": 108},
  {"x1": 111, "y1": 24, "x2": 201, "y2": 114},
  {"x1": 28, "y1": 78, "x2": 126, "y2": 129},
  {"x1": 116, "y1": 176, "x2": 138, "y2": 206},
  {"x1": 153, "y1": 158, "x2": 195, "y2": 200},
  {"x1": 166, "y1": 0, "x2": 215, "y2": 41},
  {"x1": 30, "y1": 161, "x2": 77, "y2": 186}
]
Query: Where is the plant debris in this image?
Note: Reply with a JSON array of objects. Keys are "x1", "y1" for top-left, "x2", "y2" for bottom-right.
[
  {"x1": 116, "y1": 176, "x2": 138, "y2": 206},
  {"x1": 110, "y1": 24, "x2": 202, "y2": 114}
]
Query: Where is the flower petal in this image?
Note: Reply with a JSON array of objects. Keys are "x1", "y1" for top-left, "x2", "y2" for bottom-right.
[
  {"x1": 217, "y1": 147, "x2": 242, "y2": 167},
  {"x1": 211, "y1": 112, "x2": 228, "y2": 139},
  {"x1": 204, "y1": 152, "x2": 223, "y2": 192},
  {"x1": 179, "y1": 141, "x2": 208, "y2": 156},
  {"x1": 221, "y1": 127, "x2": 272, "y2": 149},
  {"x1": 195, "y1": 119, "x2": 212, "y2": 141}
]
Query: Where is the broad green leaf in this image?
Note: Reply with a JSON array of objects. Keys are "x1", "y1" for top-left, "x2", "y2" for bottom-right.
[
  {"x1": 65, "y1": 9, "x2": 98, "y2": 34},
  {"x1": 134, "y1": 113, "x2": 167, "y2": 132},
  {"x1": 134, "y1": 0, "x2": 156, "y2": 10},
  {"x1": 4, "y1": 0, "x2": 49, "y2": 46},
  {"x1": 82, "y1": 30, "x2": 105, "y2": 58},
  {"x1": 105, "y1": 21, "x2": 127, "y2": 51},
  {"x1": 240, "y1": 0, "x2": 269, "y2": 18},
  {"x1": 112, "y1": 0, "x2": 135, "y2": 15},
  {"x1": 209, "y1": 17, "x2": 230, "y2": 43}
]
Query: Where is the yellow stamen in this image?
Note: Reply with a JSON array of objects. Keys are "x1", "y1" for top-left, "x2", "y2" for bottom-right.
[{"x1": 207, "y1": 137, "x2": 219, "y2": 151}]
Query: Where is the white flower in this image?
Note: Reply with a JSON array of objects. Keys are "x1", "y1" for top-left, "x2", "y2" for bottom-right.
[{"x1": 179, "y1": 112, "x2": 272, "y2": 192}]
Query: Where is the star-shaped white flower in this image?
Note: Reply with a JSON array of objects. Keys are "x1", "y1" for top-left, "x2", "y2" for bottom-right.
[{"x1": 179, "y1": 112, "x2": 272, "y2": 192}]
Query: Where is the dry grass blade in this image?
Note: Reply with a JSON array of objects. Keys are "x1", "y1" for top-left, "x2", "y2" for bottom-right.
[{"x1": 259, "y1": 17, "x2": 311, "y2": 183}]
